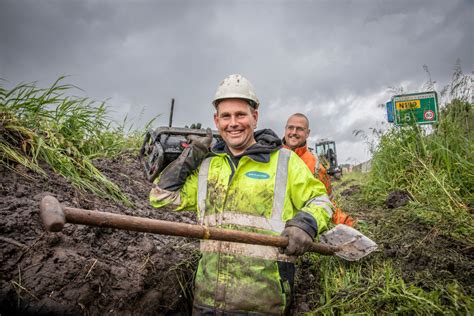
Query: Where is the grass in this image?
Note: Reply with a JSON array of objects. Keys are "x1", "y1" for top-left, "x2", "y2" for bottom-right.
[
  {"x1": 298, "y1": 175, "x2": 473, "y2": 315},
  {"x1": 307, "y1": 255, "x2": 470, "y2": 315},
  {"x1": 299, "y1": 99, "x2": 473, "y2": 315},
  {"x1": 0, "y1": 77, "x2": 147, "y2": 206},
  {"x1": 365, "y1": 99, "x2": 473, "y2": 242}
]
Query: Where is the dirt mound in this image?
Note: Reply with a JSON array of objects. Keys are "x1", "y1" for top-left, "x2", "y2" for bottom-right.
[
  {"x1": 380, "y1": 221, "x2": 474, "y2": 292},
  {"x1": 0, "y1": 154, "x2": 199, "y2": 315},
  {"x1": 385, "y1": 190, "x2": 412, "y2": 209},
  {"x1": 0, "y1": 153, "x2": 322, "y2": 315},
  {"x1": 340, "y1": 185, "x2": 361, "y2": 197}
]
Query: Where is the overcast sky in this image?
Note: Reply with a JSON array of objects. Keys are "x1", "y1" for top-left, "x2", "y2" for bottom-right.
[{"x1": 1, "y1": 0, "x2": 472, "y2": 164}]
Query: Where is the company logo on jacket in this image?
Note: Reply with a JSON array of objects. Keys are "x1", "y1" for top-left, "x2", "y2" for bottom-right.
[{"x1": 245, "y1": 171, "x2": 270, "y2": 179}]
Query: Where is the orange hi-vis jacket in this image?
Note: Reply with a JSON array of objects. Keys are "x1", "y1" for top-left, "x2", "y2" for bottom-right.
[{"x1": 283, "y1": 142, "x2": 356, "y2": 227}]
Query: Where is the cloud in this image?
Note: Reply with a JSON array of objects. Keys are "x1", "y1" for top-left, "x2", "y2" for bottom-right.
[{"x1": 1, "y1": 0, "x2": 472, "y2": 164}]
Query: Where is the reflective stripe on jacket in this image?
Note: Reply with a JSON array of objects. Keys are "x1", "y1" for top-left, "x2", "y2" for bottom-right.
[{"x1": 150, "y1": 147, "x2": 331, "y2": 314}]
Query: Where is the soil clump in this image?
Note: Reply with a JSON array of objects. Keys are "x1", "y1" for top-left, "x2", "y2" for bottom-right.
[
  {"x1": 340, "y1": 184, "x2": 361, "y2": 197},
  {"x1": 385, "y1": 190, "x2": 412, "y2": 209}
]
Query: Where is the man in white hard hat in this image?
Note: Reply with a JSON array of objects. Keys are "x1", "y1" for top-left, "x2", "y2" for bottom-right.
[{"x1": 150, "y1": 74, "x2": 332, "y2": 315}]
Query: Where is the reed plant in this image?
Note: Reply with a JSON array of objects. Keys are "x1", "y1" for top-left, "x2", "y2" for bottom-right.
[{"x1": 0, "y1": 77, "x2": 144, "y2": 206}]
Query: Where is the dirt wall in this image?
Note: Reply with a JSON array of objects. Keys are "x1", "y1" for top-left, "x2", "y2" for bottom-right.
[{"x1": 0, "y1": 155, "x2": 199, "y2": 315}]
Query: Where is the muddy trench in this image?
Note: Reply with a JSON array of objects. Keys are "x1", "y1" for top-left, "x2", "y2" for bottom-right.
[{"x1": 0, "y1": 155, "x2": 199, "y2": 315}]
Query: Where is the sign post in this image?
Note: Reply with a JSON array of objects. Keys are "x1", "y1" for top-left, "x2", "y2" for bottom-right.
[
  {"x1": 386, "y1": 101, "x2": 394, "y2": 123},
  {"x1": 393, "y1": 91, "x2": 439, "y2": 126}
]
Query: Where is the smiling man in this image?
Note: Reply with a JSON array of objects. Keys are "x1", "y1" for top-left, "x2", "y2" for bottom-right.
[
  {"x1": 150, "y1": 74, "x2": 333, "y2": 315},
  {"x1": 283, "y1": 113, "x2": 356, "y2": 227},
  {"x1": 283, "y1": 113, "x2": 315, "y2": 172}
]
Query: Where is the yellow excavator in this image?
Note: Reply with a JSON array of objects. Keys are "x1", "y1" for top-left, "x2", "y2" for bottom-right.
[{"x1": 315, "y1": 139, "x2": 342, "y2": 180}]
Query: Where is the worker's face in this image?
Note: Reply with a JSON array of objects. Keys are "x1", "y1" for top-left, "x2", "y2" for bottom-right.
[
  {"x1": 214, "y1": 99, "x2": 258, "y2": 156},
  {"x1": 284, "y1": 115, "x2": 310, "y2": 150}
]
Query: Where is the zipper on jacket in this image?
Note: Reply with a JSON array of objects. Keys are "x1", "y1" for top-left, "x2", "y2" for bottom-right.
[
  {"x1": 215, "y1": 154, "x2": 238, "y2": 307},
  {"x1": 225, "y1": 155, "x2": 236, "y2": 184},
  {"x1": 222, "y1": 154, "x2": 246, "y2": 212}
]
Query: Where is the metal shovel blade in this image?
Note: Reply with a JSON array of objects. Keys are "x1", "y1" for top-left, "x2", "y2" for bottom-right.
[{"x1": 319, "y1": 224, "x2": 378, "y2": 261}]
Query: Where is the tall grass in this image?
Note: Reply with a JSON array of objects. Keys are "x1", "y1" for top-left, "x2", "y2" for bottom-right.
[
  {"x1": 301, "y1": 100, "x2": 473, "y2": 314},
  {"x1": 364, "y1": 100, "x2": 473, "y2": 240},
  {"x1": 0, "y1": 77, "x2": 145, "y2": 206}
]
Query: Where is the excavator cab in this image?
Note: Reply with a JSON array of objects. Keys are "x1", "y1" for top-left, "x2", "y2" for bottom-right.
[{"x1": 315, "y1": 139, "x2": 342, "y2": 180}]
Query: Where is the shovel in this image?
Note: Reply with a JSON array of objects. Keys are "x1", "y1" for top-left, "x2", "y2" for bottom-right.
[{"x1": 39, "y1": 196, "x2": 377, "y2": 261}]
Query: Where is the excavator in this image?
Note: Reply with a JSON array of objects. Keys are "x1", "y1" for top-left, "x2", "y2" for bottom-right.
[{"x1": 315, "y1": 139, "x2": 342, "y2": 180}]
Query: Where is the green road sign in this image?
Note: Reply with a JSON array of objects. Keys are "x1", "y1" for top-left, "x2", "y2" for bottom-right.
[{"x1": 393, "y1": 91, "x2": 439, "y2": 126}]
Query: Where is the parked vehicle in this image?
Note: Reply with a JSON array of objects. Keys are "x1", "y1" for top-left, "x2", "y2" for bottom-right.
[{"x1": 315, "y1": 139, "x2": 342, "y2": 180}]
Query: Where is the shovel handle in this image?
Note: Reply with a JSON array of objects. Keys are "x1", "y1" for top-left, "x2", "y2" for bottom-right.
[{"x1": 39, "y1": 196, "x2": 339, "y2": 256}]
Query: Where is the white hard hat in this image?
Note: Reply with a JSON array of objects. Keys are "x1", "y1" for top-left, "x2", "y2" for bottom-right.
[{"x1": 212, "y1": 74, "x2": 260, "y2": 109}]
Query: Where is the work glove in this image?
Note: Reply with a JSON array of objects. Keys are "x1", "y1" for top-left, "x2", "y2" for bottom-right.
[
  {"x1": 186, "y1": 129, "x2": 213, "y2": 149},
  {"x1": 280, "y1": 226, "x2": 314, "y2": 256},
  {"x1": 157, "y1": 128, "x2": 213, "y2": 191}
]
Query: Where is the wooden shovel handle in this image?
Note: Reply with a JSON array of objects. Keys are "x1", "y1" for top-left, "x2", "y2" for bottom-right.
[{"x1": 40, "y1": 196, "x2": 339, "y2": 255}]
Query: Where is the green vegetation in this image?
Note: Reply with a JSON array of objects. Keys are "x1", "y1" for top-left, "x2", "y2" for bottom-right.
[
  {"x1": 370, "y1": 100, "x2": 472, "y2": 204},
  {"x1": 300, "y1": 99, "x2": 473, "y2": 315},
  {"x1": 305, "y1": 254, "x2": 470, "y2": 315},
  {"x1": 367, "y1": 99, "x2": 473, "y2": 240},
  {"x1": 0, "y1": 77, "x2": 146, "y2": 206}
]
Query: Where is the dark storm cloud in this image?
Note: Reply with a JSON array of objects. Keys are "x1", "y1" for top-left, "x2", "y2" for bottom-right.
[{"x1": 1, "y1": 0, "x2": 472, "y2": 163}]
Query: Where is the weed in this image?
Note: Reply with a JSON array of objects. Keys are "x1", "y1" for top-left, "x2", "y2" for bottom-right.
[{"x1": 0, "y1": 77, "x2": 149, "y2": 206}]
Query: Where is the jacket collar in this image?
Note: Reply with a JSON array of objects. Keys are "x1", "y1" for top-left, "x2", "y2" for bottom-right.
[
  {"x1": 212, "y1": 129, "x2": 282, "y2": 163},
  {"x1": 282, "y1": 138, "x2": 309, "y2": 156}
]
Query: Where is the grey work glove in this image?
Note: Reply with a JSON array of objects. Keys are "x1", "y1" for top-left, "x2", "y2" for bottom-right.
[
  {"x1": 186, "y1": 129, "x2": 212, "y2": 147},
  {"x1": 157, "y1": 128, "x2": 213, "y2": 191},
  {"x1": 280, "y1": 226, "x2": 314, "y2": 256}
]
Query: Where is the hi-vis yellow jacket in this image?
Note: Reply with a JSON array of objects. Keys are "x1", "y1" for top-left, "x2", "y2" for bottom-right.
[{"x1": 150, "y1": 129, "x2": 332, "y2": 315}]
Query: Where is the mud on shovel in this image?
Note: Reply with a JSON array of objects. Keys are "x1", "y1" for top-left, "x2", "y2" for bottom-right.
[{"x1": 39, "y1": 196, "x2": 377, "y2": 261}]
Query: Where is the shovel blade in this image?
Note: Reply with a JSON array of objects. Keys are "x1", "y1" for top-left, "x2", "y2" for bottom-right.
[{"x1": 320, "y1": 224, "x2": 377, "y2": 261}]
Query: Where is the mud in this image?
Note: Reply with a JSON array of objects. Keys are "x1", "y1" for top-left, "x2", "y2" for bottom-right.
[
  {"x1": 380, "y1": 221, "x2": 474, "y2": 293},
  {"x1": 385, "y1": 190, "x2": 412, "y2": 209},
  {"x1": 0, "y1": 154, "x2": 199, "y2": 315},
  {"x1": 340, "y1": 184, "x2": 361, "y2": 197},
  {"x1": 0, "y1": 154, "x2": 321, "y2": 315}
]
